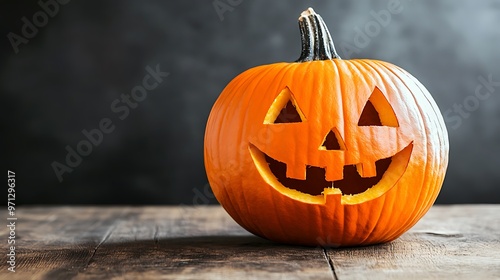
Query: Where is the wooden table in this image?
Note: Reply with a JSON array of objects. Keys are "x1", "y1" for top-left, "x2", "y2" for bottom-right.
[{"x1": 1, "y1": 205, "x2": 499, "y2": 279}]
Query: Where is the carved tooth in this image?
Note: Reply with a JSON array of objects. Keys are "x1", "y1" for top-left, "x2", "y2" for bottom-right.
[
  {"x1": 285, "y1": 163, "x2": 306, "y2": 180},
  {"x1": 325, "y1": 165, "x2": 343, "y2": 182},
  {"x1": 323, "y1": 187, "x2": 342, "y2": 204},
  {"x1": 356, "y1": 162, "x2": 377, "y2": 178}
]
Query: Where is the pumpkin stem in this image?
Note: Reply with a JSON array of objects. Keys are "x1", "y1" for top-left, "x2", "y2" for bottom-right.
[{"x1": 296, "y1": 8, "x2": 341, "y2": 62}]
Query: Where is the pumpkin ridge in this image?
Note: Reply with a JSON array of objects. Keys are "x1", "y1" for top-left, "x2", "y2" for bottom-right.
[
  {"x1": 366, "y1": 60, "x2": 432, "y2": 241},
  {"x1": 330, "y1": 59, "x2": 347, "y2": 163},
  {"x1": 237, "y1": 64, "x2": 295, "y2": 236},
  {"x1": 216, "y1": 65, "x2": 280, "y2": 235},
  {"x1": 405, "y1": 69, "x2": 448, "y2": 208},
  {"x1": 251, "y1": 63, "x2": 303, "y2": 240},
  {"x1": 351, "y1": 59, "x2": 419, "y2": 241},
  {"x1": 378, "y1": 62, "x2": 447, "y2": 239},
  {"x1": 357, "y1": 193, "x2": 387, "y2": 245}
]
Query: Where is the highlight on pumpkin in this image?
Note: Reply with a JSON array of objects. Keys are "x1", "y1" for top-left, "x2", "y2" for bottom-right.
[
  {"x1": 358, "y1": 86, "x2": 399, "y2": 127},
  {"x1": 264, "y1": 87, "x2": 306, "y2": 124}
]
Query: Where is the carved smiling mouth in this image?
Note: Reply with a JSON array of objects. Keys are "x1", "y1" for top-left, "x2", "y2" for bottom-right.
[
  {"x1": 263, "y1": 153, "x2": 391, "y2": 196},
  {"x1": 249, "y1": 143, "x2": 413, "y2": 203}
]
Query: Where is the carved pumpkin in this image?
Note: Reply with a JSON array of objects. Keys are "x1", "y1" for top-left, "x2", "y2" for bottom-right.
[{"x1": 204, "y1": 8, "x2": 449, "y2": 246}]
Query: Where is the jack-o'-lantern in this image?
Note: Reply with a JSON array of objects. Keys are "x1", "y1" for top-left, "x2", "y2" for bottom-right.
[{"x1": 204, "y1": 8, "x2": 449, "y2": 246}]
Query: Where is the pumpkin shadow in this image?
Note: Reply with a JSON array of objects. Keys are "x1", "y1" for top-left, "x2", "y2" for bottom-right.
[
  {"x1": 41, "y1": 235, "x2": 381, "y2": 279},
  {"x1": 101, "y1": 234, "x2": 302, "y2": 253},
  {"x1": 42, "y1": 235, "x2": 308, "y2": 279},
  {"x1": 100, "y1": 235, "x2": 325, "y2": 268}
]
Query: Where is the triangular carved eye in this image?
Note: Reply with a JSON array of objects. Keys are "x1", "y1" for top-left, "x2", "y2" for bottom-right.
[
  {"x1": 274, "y1": 100, "x2": 302, "y2": 123},
  {"x1": 358, "y1": 87, "x2": 399, "y2": 127},
  {"x1": 319, "y1": 127, "x2": 346, "y2": 151},
  {"x1": 264, "y1": 87, "x2": 306, "y2": 124}
]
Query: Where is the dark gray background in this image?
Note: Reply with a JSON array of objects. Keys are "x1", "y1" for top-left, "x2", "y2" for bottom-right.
[{"x1": 2, "y1": 0, "x2": 499, "y2": 205}]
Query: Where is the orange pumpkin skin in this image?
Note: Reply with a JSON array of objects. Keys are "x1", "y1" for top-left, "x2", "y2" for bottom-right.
[{"x1": 204, "y1": 9, "x2": 449, "y2": 247}]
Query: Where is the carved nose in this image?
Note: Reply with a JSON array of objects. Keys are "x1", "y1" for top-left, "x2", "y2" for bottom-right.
[{"x1": 319, "y1": 127, "x2": 346, "y2": 151}]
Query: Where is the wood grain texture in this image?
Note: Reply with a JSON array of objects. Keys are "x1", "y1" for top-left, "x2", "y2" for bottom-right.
[
  {"x1": 0, "y1": 205, "x2": 498, "y2": 280},
  {"x1": 0, "y1": 206, "x2": 332, "y2": 280},
  {"x1": 325, "y1": 205, "x2": 500, "y2": 280}
]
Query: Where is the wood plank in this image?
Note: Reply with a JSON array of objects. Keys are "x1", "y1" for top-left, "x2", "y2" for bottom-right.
[
  {"x1": 0, "y1": 206, "x2": 334, "y2": 280},
  {"x1": 0, "y1": 207, "x2": 130, "y2": 280},
  {"x1": 325, "y1": 205, "x2": 500, "y2": 280},
  {"x1": 73, "y1": 206, "x2": 334, "y2": 280},
  {"x1": 1, "y1": 205, "x2": 499, "y2": 279}
]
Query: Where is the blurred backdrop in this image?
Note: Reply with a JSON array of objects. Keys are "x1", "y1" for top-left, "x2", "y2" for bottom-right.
[{"x1": 2, "y1": 0, "x2": 500, "y2": 204}]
